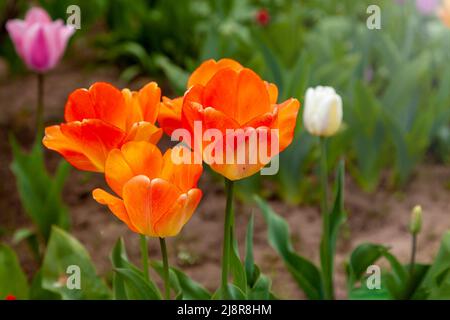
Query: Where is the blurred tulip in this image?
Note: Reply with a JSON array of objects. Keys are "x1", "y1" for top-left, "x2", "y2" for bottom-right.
[
  {"x1": 416, "y1": 0, "x2": 439, "y2": 15},
  {"x1": 409, "y1": 205, "x2": 423, "y2": 235},
  {"x1": 438, "y1": 0, "x2": 450, "y2": 27},
  {"x1": 6, "y1": 7, "x2": 74, "y2": 73},
  {"x1": 303, "y1": 86, "x2": 343, "y2": 137},
  {"x1": 43, "y1": 82, "x2": 162, "y2": 172},
  {"x1": 93, "y1": 142, "x2": 202, "y2": 238},
  {"x1": 158, "y1": 58, "x2": 243, "y2": 136},
  {"x1": 5, "y1": 294, "x2": 16, "y2": 300},
  {"x1": 255, "y1": 8, "x2": 270, "y2": 26},
  {"x1": 178, "y1": 59, "x2": 300, "y2": 180}
]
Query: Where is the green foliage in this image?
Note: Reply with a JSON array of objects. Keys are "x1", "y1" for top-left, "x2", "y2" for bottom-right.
[
  {"x1": 346, "y1": 232, "x2": 450, "y2": 300},
  {"x1": 255, "y1": 160, "x2": 345, "y2": 299},
  {"x1": 417, "y1": 232, "x2": 450, "y2": 299},
  {"x1": 151, "y1": 261, "x2": 211, "y2": 300},
  {"x1": 254, "y1": 195, "x2": 323, "y2": 299},
  {"x1": 0, "y1": 243, "x2": 29, "y2": 299},
  {"x1": 10, "y1": 135, "x2": 70, "y2": 242},
  {"x1": 41, "y1": 227, "x2": 111, "y2": 299},
  {"x1": 111, "y1": 238, "x2": 162, "y2": 300}
]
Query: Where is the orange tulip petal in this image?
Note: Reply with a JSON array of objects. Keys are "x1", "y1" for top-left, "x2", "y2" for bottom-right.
[
  {"x1": 235, "y1": 69, "x2": 271, "y2": 125},
  {"x1": 64, "y1": 82, "x2": 127, "y2": 130},
  {"x1": 122, "y1": 176, "x2": 181, "y2": 236},
  {"x1": 125, "y1": 121, "x2": 163, "y2": 145},
  {"x1": 208, "y1": 127, "x2": 275, "y2": 180},
  {"x1": 203, "y1": 68, "x2": 239, "y2": 121},
  {"x1": 160, "y1": 146, "x2": 203, "y2": 193},
  {"x1": 276, "y1": 98, "x2": 300, "y2": 152},
  {"x1": 158, "y1": 97, "x2": 183, "y2": 136},
  {"x1": 138, "y1": 82, "x2": 161, "y2": 124},
  {"x1": 187, "y1": 58, "x2": 243, "y2": 88},
  {"x1": 105, "y1": 141, "x2": 163, "y2": 196},
  {"x1": 92, "y1": 188, "x2": 138, "y2": 232},
  {"x1": 153, "y1": 188, "x2": 202, "y2": 237},
  {"x1": 203, "y1": 68, "x2": 271, "y2": 125},
  {"x1": 266, "y1": 82, "x2": 278, "y2": 105},
  {"x1": 243, "y1": 109, "x2": 277, "y2": 129},
  {"x1": 203, "y1": 107, "x2": 240, "y2": 133},
  {"x1": 43, "y1": 119, "x2": 126, "y2": 172},
  {"x1": 181, "y1": 85, "x2": 205, "y2": 135}
]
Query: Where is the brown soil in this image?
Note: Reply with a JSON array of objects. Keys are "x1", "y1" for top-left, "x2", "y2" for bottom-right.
[{"x1": 1, "y1": 61, "x2": 449, "y2": 300}]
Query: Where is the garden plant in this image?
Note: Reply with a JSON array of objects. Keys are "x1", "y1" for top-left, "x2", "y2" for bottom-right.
[{"x1": 1, "y1": 0, "x2": 450, "y2": 303}]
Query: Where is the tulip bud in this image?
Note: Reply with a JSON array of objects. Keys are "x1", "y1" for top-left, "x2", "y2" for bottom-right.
[
  {"x1": 6, "y1": 7, "x2": 75, "y2": 73},
  {"x1": 303, "y1": 86, "x2": 343, "y2": 137},
  {"x1": 409, "y1": 205, "x2": 423, "y2": 235}
]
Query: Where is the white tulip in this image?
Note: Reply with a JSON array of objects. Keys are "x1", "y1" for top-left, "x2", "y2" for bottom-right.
[{"x1": 303, "y1": 86, "x2": 343, "y2": 137}]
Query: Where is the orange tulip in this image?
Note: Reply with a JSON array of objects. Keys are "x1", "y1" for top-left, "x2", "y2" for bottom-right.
[
  {"x1": 168, "y1": 59, "x2": 300, "y2": 181},
  {"x1": 43, "y1": 82, "x2": 162, "y2": 172},
  {"x1": 158, "y1": 59, "x2": 243, "y2": 135},
  {"x1": 438, "y1": 0, "x2": 450, "y2": 28},
  {"x1": 93, "y1": 141, "x2": 202, "y2": 237}
]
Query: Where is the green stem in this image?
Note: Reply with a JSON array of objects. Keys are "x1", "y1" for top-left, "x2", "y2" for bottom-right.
[
  {"x1": 36, "y1": 73, "x2": 44, "y2": 134},
  {"x1": 409, "y1": 233, "x2": 417, "y2": 276},
  {"x1": 319, "y1": 137, "x2": 334, "y2": 300},
  {"x1": 159, "y1": 237, "x2": 170, "y2": 300},
  {"x1": 139, "y1": 234, "x2": 149, "y2": 282},
  {"x1": 221, "y1": 178, "x2": 234, "y2": 299}
]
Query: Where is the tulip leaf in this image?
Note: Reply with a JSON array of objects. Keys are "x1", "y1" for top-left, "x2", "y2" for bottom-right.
[
  {"x1": 247, "y1": 267, "x2": 272, "y2": 300},
  {"x1": 0, "y1": 243, "x2": 29, "y2": 299},
  {"x1": 321, "y1": 160, "x2": 346, "y2": 275},
  {"x1": 151, "y1": 261, "x2": 211, "y2": 300},
  {"x1": 10, "y1": 135, "x2": 70, "y2": 241},
  {"x1": 254, "y1": 195, "x2": 323, "y2": 299},
  {"x1": 114, "y1": 268, "x2": 161, "y2": 300},
  {"x1": 417, "y1": 231, "x2": 450, "y2": 299},
  {"x1": 211, "y1": 284, "x2": 246, "y2": 300},
  {"x1": 229, "y1": 229, "x2": 247, "y2": 295},
  {"x1": 111, "y1": 238, "x2": 161, "y2": 300},
  {"x1": 245, "y1": 214, "x2": 256, "y2": 287},
  {"x1": 42, "y1": 227, "x2": 111, "y2": 299},
  {"x1": 346, "y1": 243, "x2": 388, "y2": 288},
  {"x1": 29, "y1": 269, "x2": 60, "y2": 300}
]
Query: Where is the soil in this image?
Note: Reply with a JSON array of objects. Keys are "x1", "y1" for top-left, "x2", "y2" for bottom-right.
[{"x1": 1, "y1": 60, "x2": 449, "y2": 300}]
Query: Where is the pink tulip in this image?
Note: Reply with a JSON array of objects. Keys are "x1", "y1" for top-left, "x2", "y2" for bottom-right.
[{"x1": 6, "y1": 7, "x2": 75, "y2": 73}]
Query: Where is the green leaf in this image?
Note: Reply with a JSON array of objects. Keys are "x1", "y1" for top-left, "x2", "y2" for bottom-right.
[
  {"x1": 348, "y1": 285, "x2": 391, "y2": 300},
  {"x1": 29, "y1": 269, "x2": 60, "y2": 300},
  {"x1": 151, "y1": 261, "x2": 211, "y2": 300},
  {"x1": 328, "y1": 160, "x2": 346, "y2": 252},
  {"x1": 10, "y1": 135, "x2": 70, "y2": 241},
  {"x1": 12, "y1": 228, "x2": 40, "y2": 262},
  {"x1": 346, "y1": 243, "x2": 387, "y2": 288},
  {"x1": 254, "y1": 196, "x2": 323, "y2": 299},
  {"x1": 247, "y1": 272, "x2": 272, "y2": 300},
  {"x1": 111, "y1": 238, "x2": 161, "y2": 300},
  {"x1": 418, "y1": 231, "x2": 450, "y2": 299},
  {"x1": 245, "y1": 214, "x2": 256, "y2": 287},
  {"x1": 230, "y1": 229, "x2": 247, "y2": 294},
  {"x1": 42, "y1": 227, "x2": 111, "y2": 299},
  {"x1": 212, "y1": 284, "x2": 246, "y2": 300},
  {"x1": 0, "y1": 243, "x2": 29, "y2": 299},
  {"x1": 114, "y1": 268, "x2": 161, "y2": 300}
]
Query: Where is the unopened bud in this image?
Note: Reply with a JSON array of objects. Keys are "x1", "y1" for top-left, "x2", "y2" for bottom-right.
[{"x1": 409, "y1": 205, "x2": 422, "y2": 235}]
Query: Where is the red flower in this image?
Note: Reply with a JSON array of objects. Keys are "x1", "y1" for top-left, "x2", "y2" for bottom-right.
[
  {"x1": 5, "y1": 294, "x2": 16, "y2": 300},
  {"x1": 256, "y1": 9, "x2": 270, "y2": 26}
]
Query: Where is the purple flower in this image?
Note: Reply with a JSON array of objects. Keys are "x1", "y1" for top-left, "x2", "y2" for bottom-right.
[
  {"x1": 6, "y1": 7, "x2": 75, "y2": 73},
  {"x1": 416, "y1": 0, "x2": 440, "y2": 15}
]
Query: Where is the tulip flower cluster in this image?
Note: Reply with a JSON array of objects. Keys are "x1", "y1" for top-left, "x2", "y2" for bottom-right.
[{"x1": 41, "y1": 56, "x2": 302, "y2": 298}]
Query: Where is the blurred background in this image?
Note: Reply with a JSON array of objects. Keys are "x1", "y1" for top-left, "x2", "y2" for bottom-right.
[{"x1": 1, "y1": 0, "x2": 450, "y2": 299}]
